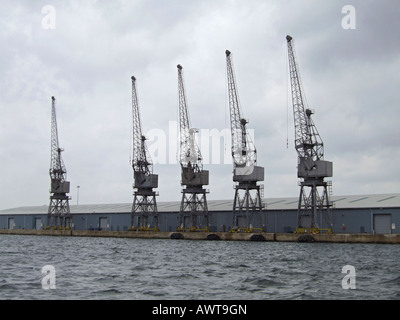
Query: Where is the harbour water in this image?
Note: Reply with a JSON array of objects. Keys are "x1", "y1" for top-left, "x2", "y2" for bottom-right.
[{"x1": 0, "y1": 234, "x2": 399, "y2": 300}]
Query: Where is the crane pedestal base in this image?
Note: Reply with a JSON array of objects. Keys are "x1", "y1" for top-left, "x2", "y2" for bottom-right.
[
  {"x1": 130, "y1": 190, "x2": 159, "y2": 231},
  {"x1": 230, "y1": 182, "x2": 265, "y2": 232},
  {"x1": 47, "y1": 195, "x2": 71, "y2": 230},
  {"x1": 297, "y1": 179, "x2": 332, "y2": 231},
  {"x1": 178, "y1": 186, "x2": 209, "y2": 232}
]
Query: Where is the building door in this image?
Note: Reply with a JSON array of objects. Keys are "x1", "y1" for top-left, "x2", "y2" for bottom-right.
[
  {"x1": 99, "y1": 217, "x2": 108, "y2": 230},
  {"x1": 374, "y1": 214, "x2": 391, "y2": 234},
  {"x1": 8, "y1": 218, "x2": 15, "y2": 229},
  {"x1": 35, "y1": 218, "x2": 42, "y2": 230}
]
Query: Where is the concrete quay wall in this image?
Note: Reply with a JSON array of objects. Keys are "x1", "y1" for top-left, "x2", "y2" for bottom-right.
[{"x1": 1, "y1": 229, "x2": 400, "y2": 244}]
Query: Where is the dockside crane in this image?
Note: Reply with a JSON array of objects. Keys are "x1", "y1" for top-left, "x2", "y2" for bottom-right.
[
  {"x1": 47, "y1": 96, "x2": 71, "y2": 230},
  {"x1": 130, "y1": 76, "x2": 159, "y2": 231},
  {"x1": 286, "y1": 35, "x2": 333, "y2": 233},
  {"x1": 177, "y1": 65, "x2": 210, "y2": 232},
  {"x1": 225, "y1": 50, "x2": 265, "y2": 232}
]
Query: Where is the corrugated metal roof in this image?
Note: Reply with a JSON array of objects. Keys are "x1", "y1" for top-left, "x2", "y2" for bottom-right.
[{"x1": 1, "y1": 193, "x2": 399, "y2": 215}]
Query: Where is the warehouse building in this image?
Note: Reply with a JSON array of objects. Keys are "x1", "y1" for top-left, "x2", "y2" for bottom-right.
[{"x1": 0, "y1": 193, "x2": 399, "y2": 234}]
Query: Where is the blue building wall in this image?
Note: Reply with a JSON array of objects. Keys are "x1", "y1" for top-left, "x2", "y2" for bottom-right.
[{"x1": 1, "y1": 207, "x2": 399, "y2": 234}]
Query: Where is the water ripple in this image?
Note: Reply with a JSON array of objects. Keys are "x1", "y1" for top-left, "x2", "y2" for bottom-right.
[{"x1": 0, "y1": 235, "x2": 399, "y2": 299}]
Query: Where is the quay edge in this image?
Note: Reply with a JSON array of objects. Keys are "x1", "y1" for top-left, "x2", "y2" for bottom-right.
[{"x1": 0, "y1": 229, "x2": 400, "y2": 244}]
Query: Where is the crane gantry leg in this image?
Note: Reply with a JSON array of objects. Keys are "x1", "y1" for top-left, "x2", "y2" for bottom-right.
[
  {"x1": 178, "y1": 186, "x2": 210, "y2": 232},
  {"x1": 296, "y1": 179, "x2": 333, "y2": 234},
  {"x1": 130, "y1": 189, "x2": 159, "y2": 231},
  {"x1": 231, "y1": 182, "x2": 265, "y2": 233},
  {"x1": 47, "y1": 196, "x2": 71, "y2": 230}
]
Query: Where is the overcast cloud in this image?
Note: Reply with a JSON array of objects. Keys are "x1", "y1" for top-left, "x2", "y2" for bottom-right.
[{"x1": 0, "y1": 0, "x2": 399, "y2": 210}]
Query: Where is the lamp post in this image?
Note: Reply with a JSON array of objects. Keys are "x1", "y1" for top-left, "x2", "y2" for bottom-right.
[{"x1": 77, "y1": 186, "x2": 80, "y2": 206}]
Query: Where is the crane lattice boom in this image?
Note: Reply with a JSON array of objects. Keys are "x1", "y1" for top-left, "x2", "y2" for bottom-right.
[
  {"x1": 225, "y1": 50, "x2": 257, "y2": 172},
  {"x1": 50, "y1": 96, "x2": 67, "y2": 183},
  {"x1": 177, "y1": 64, "x2": 202, "y2": 171},
  {"x1": 131, "y1": 76, "x2": 153, "y2": 175},
  {"x1": 286, "y1": 35, "x2": 324, "y2": 162}
]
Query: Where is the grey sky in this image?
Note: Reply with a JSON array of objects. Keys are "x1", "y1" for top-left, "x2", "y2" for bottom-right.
[{"x1": 1, "y1": 0, "x2": 399, "y2": 210}]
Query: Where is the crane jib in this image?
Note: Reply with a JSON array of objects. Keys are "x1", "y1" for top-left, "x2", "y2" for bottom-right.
[
  {"x1": 177, "y1": 64, "x2": 203, "y2": 170},
  {"x1": 131, "y1": 76, "x2": 154, "y2": 175},
  {"x1": 286, "y1": 35, "x2": 325, "y2": 162},
  {"x1": 225, "y1": 50, "x2": 258, "y2": 170}
]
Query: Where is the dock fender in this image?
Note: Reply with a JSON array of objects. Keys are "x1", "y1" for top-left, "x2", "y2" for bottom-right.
[
  {"x1": 170, "y1": 232, "x2": 184, "y2": 239},
  {"x1": 250, "y1": 234, "x2": 266, "y2": 241},
  {"x1": 298, "y1": 235, "x2": 315, "y2": 243},
  {"x1": 206, "y1": 233, "x2": 220, "y2": 240}
]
